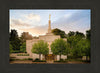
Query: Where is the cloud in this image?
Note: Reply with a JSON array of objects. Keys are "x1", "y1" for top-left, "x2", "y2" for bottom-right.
[
  {"x1": 10, "y1": 19, "x2": 31, "y2": 29},
  {"x1": 24, "y1": 13, "x2": 40, "y2": 22}
]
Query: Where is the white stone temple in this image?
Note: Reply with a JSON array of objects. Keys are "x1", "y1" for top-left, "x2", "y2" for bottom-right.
[{"x1": 26, "y1": 14, "x2": 67, "y2": 61}]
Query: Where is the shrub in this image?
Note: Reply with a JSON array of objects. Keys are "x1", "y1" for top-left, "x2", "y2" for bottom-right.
[
  {"x1": 9, "y1": 58, "x2": 20, "y2": 61},
  {"x1": 33, "y1": 58, "x2": 46, "y2": 62},
  {"x1": 27, "y1": 58, "x2": 33, "y2": 60}
]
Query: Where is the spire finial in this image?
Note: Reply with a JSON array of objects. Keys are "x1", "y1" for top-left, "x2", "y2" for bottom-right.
[{"x1": 49, "y1": 14, "x2": 51, "y2": 20}]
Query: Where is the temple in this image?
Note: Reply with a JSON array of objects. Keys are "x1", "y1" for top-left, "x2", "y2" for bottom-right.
[{"x1": 26, "y1": 14, "x2": 67, "y2": 62}]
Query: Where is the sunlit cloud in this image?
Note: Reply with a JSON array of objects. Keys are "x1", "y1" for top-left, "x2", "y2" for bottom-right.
[
  {"x1": 24, "y1": 13, "x2": 40, "y2": 22},
  {"x1": 10, "y1": 19, "x2": 31, "y2": 28}
]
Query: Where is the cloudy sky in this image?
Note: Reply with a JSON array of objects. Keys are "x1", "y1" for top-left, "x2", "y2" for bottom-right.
[{"x1": 10, "y1": 9, "x2": 90, "y2": 37}]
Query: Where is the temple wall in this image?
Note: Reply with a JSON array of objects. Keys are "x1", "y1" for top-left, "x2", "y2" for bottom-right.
[{"x1": 26, "y1": 39, "x2": 39, "y2": 57}]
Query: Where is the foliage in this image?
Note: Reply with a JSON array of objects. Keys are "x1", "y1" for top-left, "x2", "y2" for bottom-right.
[
  {"x1": 33, "y1": 58, "x2": 46, "y2": 62},
  {"x1": 67, "y1": 31, "x2": 85, "y2": 46},
  {"x1": 20, "y1": 32, "x2": 33, "y2": 43},
  {"x1": 75, "y1": 39, "x2": 90, "y2": 57},
  {"x1": 86, "y1": 29, "x2": 91, "y2": 40},
  {"x1": 63, "y1": 43, "x2": 71, "y2": 55},
  {"x1": 20, "y1": 42, "x2": 26, "y2": 53},
  {"x1": 67, "y1": 31, "x2": 75, "y2": 37},
  {"x1": 67, "y1": 36, "x2": 77, "y2": 49},
  {"x1": 31, "y1": 40, "x2": 49, "y2": 60},
  {"x1": 67, "y1": 30, "x2": 90, "y2": 59},
  {"x1": 51, "y1": 38, "x2": 67, "y2": 60},
  {"x1": 52, "y1": 28, "x2": 67, "y2": 38},
  {"x1": 75, "y1": 31, "x2": 85, "y2": 39},
  {"x1": 10, "y1": 29, "x2": 21, "y2": 51},
  {"x1": 9, "y1": 43, "x2": 13, "y2": 53},
  {"x1": 10, "y1": 29, "x2": 18, "y2": 40}
]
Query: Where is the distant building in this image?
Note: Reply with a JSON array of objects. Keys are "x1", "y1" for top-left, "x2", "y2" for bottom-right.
[{"x1": 26, "y1": 14, "x2": 67, "y2": 62}]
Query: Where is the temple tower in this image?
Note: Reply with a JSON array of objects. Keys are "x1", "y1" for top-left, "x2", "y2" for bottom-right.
[{"x1": 48, "y1": 14, "x2": 51, "y2": 33}]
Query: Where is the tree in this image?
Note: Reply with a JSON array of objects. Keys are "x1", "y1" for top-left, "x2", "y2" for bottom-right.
[
  {"x1": 67, "y1": 36, "x2": 76, "y2": 49},
  {"x1": 67, "y1": 31, "x2": 86, "y2": 57},
  {"x1": 9, "y1": 43, "x2": 13, "y2": 53},
  {"x1": 20, "y1": 32, "x2": 33, "y2": 43},
  {"x1": 52, "y1": 28, "x2": 67, "y2": 38},
  {"x1": 10, "y1": 38, "x2": 21, "y2": 51},
  {"x1": 67, "y1": 31, "x2": 85, "y2": 45},
  {"x1": 63, "y1": 43, "x2": 71, "y2": 55},
  {"x1": 86, "y1": 29, "x2": 91, "y2": 40},
  {"x1": 67, "y1": 31, "x2": 75, "y2": 37},
  {"x1": 20, "y1": 42, "x2": 26, "y2": 53},
  {"x1": 51, "y1": 38, "x2": 67, "y2": 60},
  {"x1": 75, "y1": 39, "x2": 90, "y2": 60},
  {"x1": 10, "y1": 29, "x2": 18, "y2": 41},
  {"x1": 9, "y1": 29, "x2": 21, "y2": 51},
  {"x1": 31, "y1": 40, "x2": 49, "y2": 60},
  {"x1": 75, "y1": 31, "x2": 85, "y2": 39}
]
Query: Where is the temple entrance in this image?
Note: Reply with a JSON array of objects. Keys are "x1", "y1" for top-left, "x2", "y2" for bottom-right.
[{"x1": 46, "y1": 54, "x2": 54, "y2": 63}]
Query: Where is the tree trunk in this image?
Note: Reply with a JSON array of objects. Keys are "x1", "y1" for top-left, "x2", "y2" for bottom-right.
[
  {"x1": 86, "y1": 56, "x2": 88, "y2": 61},
  {"x1": 59, "y1": 54, "x2": 61, "y2": 60},
  {"x1": 39, "y1": 54, "x2": 41, "y2": 60},
  {"x1": 44, "y1": 55, "x2": 46, "y2": 60}
]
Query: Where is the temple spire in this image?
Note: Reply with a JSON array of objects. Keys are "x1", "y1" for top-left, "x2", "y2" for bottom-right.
[
  {"x1": 49, "y1": 14, "x2": 51, "y2": 20},
  {"x1": 48, "y1": 14, "x2": 51, "y2": 33}
]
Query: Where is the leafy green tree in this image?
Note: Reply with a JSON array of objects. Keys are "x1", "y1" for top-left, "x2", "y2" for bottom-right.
[
  {"x1": 63, "y1": 43, "x2": 71, "y2": 55},
  {"x1": 20, "y1": 32, "x2": 33, "y2": 43},
  {"x1": 67, "y1": 31, "x2": 85, "y2": 48},
  {"x1": 31, "y1": 40, "x2": 49, "y2": 60},
  {"x1": 52, "y1": 28, "x2": 67, "y2": 38},
  {"x1": 86, "y1": 29, "x2": 91, "y2": 40},
  {"x1": 10, "y1": 29, "x2": 18, "y2": 41},
  {"x1": 9, "y1": 29, "x2": 21, "y2": 52},
  {"x1": 67, "y1": 36, "x2": 76, "y2": 49},
  {"x1": 9, "y1": 43, "x2": 13, "y2": 53},
  {"x1": 67, "y1": 31, "x2": 75, "y2": 37},
  {"x1": 75, "y1": 39, "x2": 90, "y2": 60},
  {"x1": 10, "y1": 38, "x2": 21, "y2": 51},
  {"x1": 67, "y1": 31, "x2": 86, "y2": 57},
  {"x1": 51, "y1": 38, "x2": 67, "y2": 60},
  {"x1": 20, "y1": 42, "x2": 26, "y2": 53},
  {"x1": 75, "y1": 31, "x2": 85, "y2": 39}
]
